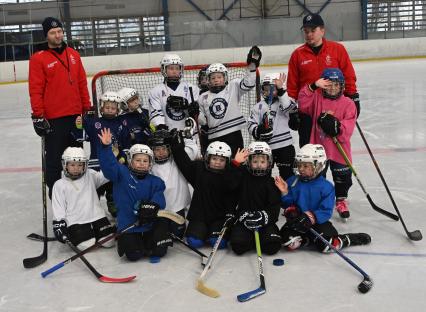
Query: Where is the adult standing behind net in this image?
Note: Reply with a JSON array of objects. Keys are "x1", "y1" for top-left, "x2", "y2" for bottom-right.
[
  {"x1": 29, "y1": 17, "x2": 91, "y2": 198},
  {"x1": 286, "y1": 13, "x2": 360, "y2": 147}
]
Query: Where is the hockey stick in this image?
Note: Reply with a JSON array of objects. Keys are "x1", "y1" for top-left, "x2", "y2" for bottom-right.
[
  {"x1": 66, "y1": 240, "x2": 136, "y2": 283},
  {"x1": 355, "y1": 122, "x2": 422, "y2": 241},
  {"x1": 41, "y1": 210, "x2": 184, "y2": 278},
  {"x1": 170, "y1": 233, "x2": 207, "y2": 259},
  {"x1": 332, "y1": 137, "x2": 399, "y2": 221},
  {"x1": 27, "y1": 233, "x2": 56, "y2": 242},
  {"x1": 195, "y1": 218, "x2": 232, "y2": 298},
  {"x1": 188, "y1": 86, "x2": 204, "y2": 157},
  {"x1": 309, "y1": 228, "x2": 373, "y2": 294},
  {"x1": 23, "y1": 136, "x2": 49, "y2": 269},
  {"x1": 237, "y1": 229, "x2": 266, "y2": 302}
]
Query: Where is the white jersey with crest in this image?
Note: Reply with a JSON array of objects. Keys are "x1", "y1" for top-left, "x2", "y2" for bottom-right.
[
  {"x1": 52, "y1": 169, "x2": 109, "y2": 225},
  {"x1": 151, "y1": 138, "x2": 198, "y2": 213},
  {"x1": 248, "y1": 92, "x2": 294, "y2": 150},
  {"x1": 148, "y1": 81, "x2": 199, "y2": 129},
  {"x1": 198, "y1": 69, "x2": 256, "y2": 140}
]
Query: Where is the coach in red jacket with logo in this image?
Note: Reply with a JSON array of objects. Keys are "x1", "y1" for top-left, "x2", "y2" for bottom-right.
[
  {"x1": 286, "y1": 13, "x2": 360, "y2": 147},
  {"x1": 29, "y1": 17, "x2": 91, "y2": 197}
]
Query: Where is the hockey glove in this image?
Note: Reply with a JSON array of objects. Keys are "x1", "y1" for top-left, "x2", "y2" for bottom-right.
[
  {"x1": 283, "y1": 205, "x2": 300, "y2": 220},
  {"x1": 167, "y1": 95, "x2": 189, "y2": 110},
  {"x1": 167, "y1": 128, "x2": 185, "y2": 148},
  {"x1": 137, "y1": 201, "x2": 160, "y2": 225},
  {"x1": 349, "y1": 93, "x2": 360, "y2": 118},
  {"x1": 32, "y1": 115, "x2": 52, "y2": 137},
  {"x1": 288, "y1": 108, "x2": 300, "y2": 131},
  {"x1": 317, "y1": 113, "x2": 341, "y2": 137},
  {"x1": 224, "y1": 212, "x2": 236, "y2": 225},
  {"x1": 254, "y1": 124, "x2": 273, "y2": 142},
  {"x1": 247, "y1": 46, "x2": 262, "y2": 68},
  {"x1": 239, "y1": 210, "x2": 269, "y2": 230},
  {"x1": 289, "y1": 212, "x2": 315, "y2": 234},
  {"x1": 53, "y1": 220, "x2": 68, "y2": 243},
  {"x1": 187, "y1": 101, "x2": 200, "y2": 119}
]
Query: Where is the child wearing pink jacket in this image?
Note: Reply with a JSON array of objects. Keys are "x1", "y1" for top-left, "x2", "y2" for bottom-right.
[{"x1": 298, "y1": 68, "x2": 357, "y2": 220}]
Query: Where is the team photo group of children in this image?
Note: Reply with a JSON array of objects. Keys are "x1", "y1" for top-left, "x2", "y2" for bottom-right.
[{"x1": 51, "y1": 45, "x2": 372, "y2": 267}]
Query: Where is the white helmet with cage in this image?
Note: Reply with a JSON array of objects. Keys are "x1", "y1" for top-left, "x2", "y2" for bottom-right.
[
  {"x1": 160, "y1": 54, "x2": 184, "y2": 82},
  {"x1": 204, "y1": 141, "x2": 231, "y2": 172},
  {"x1": 100, "y1": 91, "x2": 122, "y2": 116},
  {"x1": 247, "y1": 141, "x2": 273, "y2": 176},
  {"x1": 294, "y1": 144, "x2": 327, "y2": 180},
  {"x1": 206, "y1": 63, "x2": 229, "y2": 86},
  {"x1": 117, "y1": 87, "x2": 139, "y2": 112},
  {"x1": 127, "y1": 144, "x2": 154, "y2": 177},
  {"x1": 61, "y1": 147, "x2": 88, "y2": 180}
]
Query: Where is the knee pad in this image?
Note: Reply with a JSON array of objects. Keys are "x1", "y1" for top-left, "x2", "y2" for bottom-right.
[
  {"x1": 208, "y1": 236, "x2": 228, "y2": 249},
  {"x1": 77, "y1": 238, "x2": 96, "y2": 250},
  {"x1": 186, "y1": 236, "x2": 204, "y2": 249}
]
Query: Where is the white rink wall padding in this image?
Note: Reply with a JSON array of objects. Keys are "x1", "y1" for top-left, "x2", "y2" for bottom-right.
[
  {"x1": 0, "y1": 58, "x2": 425, "y2": 311},
  {"x1": 1, "y1": 37, "x2": 426, "y2": 83}
]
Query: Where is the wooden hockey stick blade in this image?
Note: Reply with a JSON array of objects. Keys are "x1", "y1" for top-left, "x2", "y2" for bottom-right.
[
  {"x1": 237, "y1": 287, "x2": 266, "y2": 302},
  {"x1": 196, "y1": 279, "x2": 220, "y2": 298},
  {"x1": 27, "y1": 233, "x2": 56, "y2": 242},
  {"x1": 157, "y1": 210, "x2": 185, "y2": 225}
]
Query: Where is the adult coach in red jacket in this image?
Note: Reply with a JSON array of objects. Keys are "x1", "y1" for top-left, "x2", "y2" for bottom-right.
[
  {"x1": 287, "y1": 13, "x2": 360, "y2": 147},
  {"x1": 29, "y1": 17, "x2": 91, "y2": 198}
]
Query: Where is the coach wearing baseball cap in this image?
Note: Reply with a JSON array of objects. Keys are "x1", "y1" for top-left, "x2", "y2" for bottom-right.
[
  {"x1": 29, "y1": 17, "x2": 92, "y2": 198},
  {"x1": 286, "y1": 13, "x2": 360, "y2": 147}
]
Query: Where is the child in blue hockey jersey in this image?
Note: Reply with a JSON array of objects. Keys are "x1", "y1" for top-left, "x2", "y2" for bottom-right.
[
  {"x1": 275, "y1": 144, "x2": 371, "y2": 252},
  {"x1": 98, "y1": 128, "x2": 171, "y2": 262},
  {"x1": 118, "y1": 87, "x2": 152, "y2": 145}
]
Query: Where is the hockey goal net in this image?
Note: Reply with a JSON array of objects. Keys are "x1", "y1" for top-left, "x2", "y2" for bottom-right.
[{"x1": 91, "y1": 62, "x2": 260, "y2": 146}]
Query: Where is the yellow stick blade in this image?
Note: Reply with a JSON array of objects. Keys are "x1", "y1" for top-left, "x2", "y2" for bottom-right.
[{"x1": 196, "y1": 279, "x2": 220, "y2": 298}]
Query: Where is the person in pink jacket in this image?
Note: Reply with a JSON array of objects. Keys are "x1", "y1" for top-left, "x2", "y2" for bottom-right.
[{"x1": 297, "y1": 68, "x2": 356, "y2": 220}]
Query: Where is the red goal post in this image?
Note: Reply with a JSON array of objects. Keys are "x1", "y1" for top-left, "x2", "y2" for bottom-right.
[{"x1": 91, "y1": 62, "x2": 261, "y2": 146}]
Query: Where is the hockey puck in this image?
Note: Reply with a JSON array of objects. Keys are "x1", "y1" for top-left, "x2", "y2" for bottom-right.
[
  {"x1": 149, "y1": 256, "x2": 161, "y2": 264},
  {"x1": 273, "y1": 258, "x2": 285, "y2": 266}
]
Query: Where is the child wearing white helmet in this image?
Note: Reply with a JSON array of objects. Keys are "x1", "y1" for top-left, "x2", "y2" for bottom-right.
[
  {"x1": 197, "y1": 46, "x2": 262, "y2": 157},
  {"x1": 274, "y1": 144, "x2": 371, "y2": 252},
  {"x1": 98, "y1": 128, "x2": 170, "y2": 262},
  {"x1": 51, "y1": 147, "x2": 115, "y2": 250},
  {"x1": 248, "y1": 72, "x2": 296, "y2": 180}
]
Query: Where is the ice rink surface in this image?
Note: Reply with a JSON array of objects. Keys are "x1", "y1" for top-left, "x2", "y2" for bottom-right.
[{"x1": 0, "y1": 58, "x2": 425, "y2": 312}]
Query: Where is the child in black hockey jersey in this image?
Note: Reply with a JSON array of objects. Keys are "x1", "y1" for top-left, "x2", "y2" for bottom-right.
[
  {"x1": 117, "y1": 87, "x2": 152, "y2": 145},
  {"x1": 197, "y1": 46, "x2": 261, "y2": 157},
  {"x1": 51, "y1": 147, "x2": 115, "y2": 249},
  {"x1": 275, "y1": 144, "x2": 371, "y2": 252},
  {"x1": 248, "y1": 73, "x2": 295, "y2": 180},
  {"x1": 170, "y1": 135, "x2": 243, "y2": 249},
  {"x1": 230, "y1": 141, "x2": 282, "y2": 255}
]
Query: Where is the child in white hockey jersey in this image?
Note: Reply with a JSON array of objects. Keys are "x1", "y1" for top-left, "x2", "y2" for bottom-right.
[
  {"x1": 51, "y1": 147, "x2": 115, "y2": 249},
  {"x1": 197, "y1": 46, "x2": 261, "y2": 157},
  {"x1": 248, "y1": 73, "x2": 295, "y2": 180},
  {"x1": 148, "y1": 54, "x2": 200, "y2": 131},
  {"x1": 148, "y1": 129, "x2": 198, "y2": 238}
]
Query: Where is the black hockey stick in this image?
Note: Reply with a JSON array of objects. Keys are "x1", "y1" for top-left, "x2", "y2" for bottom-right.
[
  {"x1": 309, "y1": 228, "x2": 373, "y2": 293},
  {"x1": 355, "y1": 122, "x2": 422, "y2": 241},
  {"x1": 27, "y1": 233, "x2": 56, "y2": 242},
  {"x1": 41, "y1": 222, "x2": 137, "y2": 278},
  {"x1": 66, "y1": 240, "x2": 136, "y2": 283},
  {"x1": 23, "y1": 136, "x2": 49, "y2": 268},
  {"x1": 332, "y1": 137, "x2": 399, "y2": 221},
  {"x1": 237, "y1": 229, "x2": 266, "y2": 302},
  {"x1": 170, "y1": 233, "x2": 207, "y2": 259}
]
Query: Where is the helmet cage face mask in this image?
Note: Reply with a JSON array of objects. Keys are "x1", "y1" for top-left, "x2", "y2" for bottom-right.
[
  {"x1": 261, "y1": 73, "x2": 280, "y2": 101},
  {"x1": 148, "y1": 131, "x2": 172, "y2": 164},
  {"x1": 61, "y1": 147, "x2": 88, "y2": 180},
  {"x1": 247, "y1": 141, "x2": 273, "y2": 176},
  {"x1": 160, "y1": 54, "x2": 184, "y2": 83}
]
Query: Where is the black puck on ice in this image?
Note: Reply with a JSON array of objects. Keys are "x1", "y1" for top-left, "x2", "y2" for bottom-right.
[{"x1": 273, "y1": 258, "x2": 285, "y2": 266}]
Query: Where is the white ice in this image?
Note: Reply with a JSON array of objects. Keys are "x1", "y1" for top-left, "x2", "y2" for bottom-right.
[{"x1": 0, "y1": 59, "x2": 425, "y2": 312}]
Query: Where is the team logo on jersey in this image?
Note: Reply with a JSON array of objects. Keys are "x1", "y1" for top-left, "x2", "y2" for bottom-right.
[
  {"x1": 301, "y1": 59, "x2": 312, "y2": 66},
  {"x1": 69, "y1": 54, "x2": 76, "y2": 65},
  {"x1": 47, "y1": 61, "x2": 57, "y2": 68},
  {"x1": 325, "y1": 54, "x2": 332, "y2": 65},
  {"x1": 209, "y1": 98, "x2": 228, "y2": 119},
  {"x1": 95, "y1": 122, "x2": 102, "y2": 129},
  {"x1": 165, "y1": 103, "x2": 186, "y2": 121}
]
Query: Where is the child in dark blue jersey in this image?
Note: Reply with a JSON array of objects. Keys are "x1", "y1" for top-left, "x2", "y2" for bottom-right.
[
  {"x1": 98, "y1": 127, "x2": 170, "y2": 262},
  {"x1": 117, "y1": 87, "x2": 152, "y2": 145},
  {"x1": 75, "y1": 91, "x2": 131, "y2": 216},
  {"x1": 275, "y1": 144, "x2": 371, "y2": 252}
]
